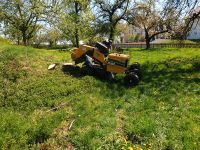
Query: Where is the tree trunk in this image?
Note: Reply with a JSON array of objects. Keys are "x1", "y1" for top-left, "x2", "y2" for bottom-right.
[
  {"x1": 74, "y1": 2, "x2": 79, "y2": 48},
  {"x1": 145, "y1": 38, "x2": 151, "y2": 49},
  {"x1": 21, "y1": 28, "x2": 27, "y2": 46},
  {"x1": 49, "y1": 41, "x2": 53, "y2": 48},
  {"x1": 145, "y1": 29, "x2": 151, "y2": 49},
  {"x1": 22, "y1": 33, "x2": 27, "y2": 46},
  {"x1": 109, "y1": 26, "x2": 114, "y2": 41},
  {"x1": 17, "y1": 36, "x2": 20, "y2": 45},
  {"x1": 75, "y1": 27, "x2": 79, "y2": 47},
  {"x1": 36, "y1": 43, "x2": 40, "y2": 48}
]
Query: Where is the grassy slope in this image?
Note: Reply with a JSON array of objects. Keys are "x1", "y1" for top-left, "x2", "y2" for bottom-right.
[{"x1": 0, "y1": 41, "x2": 199, "y2": 149}]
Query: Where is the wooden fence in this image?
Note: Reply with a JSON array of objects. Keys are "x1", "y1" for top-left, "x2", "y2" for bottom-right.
[{"x1": 114, "y1": 43, "x2": 200, "y2": 49}]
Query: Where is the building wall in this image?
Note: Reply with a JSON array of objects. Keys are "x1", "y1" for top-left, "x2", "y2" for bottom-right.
[
  {"x1": 187, "y1": 19, "x2": 200, "y2": 40},
  {"x1": 119, "y1": 24, "x2": 171, "y2": 43}
]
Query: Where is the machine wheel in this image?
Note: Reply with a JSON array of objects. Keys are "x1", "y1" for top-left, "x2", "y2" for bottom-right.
[
  {"x1": 129, "y1": 62, "x2": 142, "y2": 79},
  {"x1": 132, "y1": 68, "x2": 142, "y2": 79},
  {"x1": 124, "y1": 73, "x2": 139, "y2": 87},
  {"x1": 129, "y1": 62, "x2": 140, "y2": 70}
]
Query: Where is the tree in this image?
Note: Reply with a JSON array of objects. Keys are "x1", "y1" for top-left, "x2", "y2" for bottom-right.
[
  {"x1": 46, "y1": 28, "x2": 61, "y2": 48},
  {"x1": 166, "y1": 0, "x2": 200, "y2": 40},
  {"x1": 0, "y1": 0, "x2": 45, "y2": 45},
  {"x1": 94, "y1": 0, "x2": 130, "y2": 41},
  {"x1": 31, "y1": 27, "x2": 48, "y2": 47},
  {"x1": 56, "y1": 0, "x2": 94, "y2": 47},
  {"x1": 3, "y1": 25, "x2": 22, "y2": 45},
  {"x1": 128, "y1": 0, "x2": 178, "y2": 49}
]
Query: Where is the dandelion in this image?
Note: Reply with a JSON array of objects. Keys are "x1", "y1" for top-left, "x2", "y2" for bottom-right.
[
  {"x1": 128, "y1": 146, "x2": 134, "y2": 150},
  {"x1": 135, "y1": 146, "x2": 143, "y2": 150}
]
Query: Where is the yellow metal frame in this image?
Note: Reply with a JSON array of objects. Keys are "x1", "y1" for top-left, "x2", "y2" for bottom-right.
[
  {"x1": 93, "y1": 49, "x2": 106, "y2": 64},
  {"x1": 71, "y1": 44, "x2": 130, "y2": 74},
  {"x1": 106, "y1": 64, "x2": 127, "y2": 74}
]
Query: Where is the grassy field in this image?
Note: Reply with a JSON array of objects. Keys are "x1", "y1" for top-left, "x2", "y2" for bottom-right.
[
  {"x1": 152, "y1": 39, "x2": 198, "y2": 44},
  {"x1": 0, "y1": 40, "x2": 199, "y2": 149}
]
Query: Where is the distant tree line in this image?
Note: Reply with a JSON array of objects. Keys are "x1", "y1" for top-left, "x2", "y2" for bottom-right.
[{"x1": 0, "y1": 0, "x2": 199, "y2": 49}]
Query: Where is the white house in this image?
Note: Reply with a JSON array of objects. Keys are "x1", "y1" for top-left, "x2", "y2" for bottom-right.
[
  {"x1": 187, "y1": 19, "x2": 200, "y2": 40},
  {"x1": 187, "y1": 6, "x2": 200, "y2": 40}
]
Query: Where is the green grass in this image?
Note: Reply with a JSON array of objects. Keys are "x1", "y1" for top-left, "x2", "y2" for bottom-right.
[
  {"x1": 0, "y1": 39, "x2": 200, "y2": 149},
  {"x1": 155, "y1": 39, "x2": 197, "y2": 44}
]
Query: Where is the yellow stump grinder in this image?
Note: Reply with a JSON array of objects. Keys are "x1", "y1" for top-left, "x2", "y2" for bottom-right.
[{"x1": 70, "y1": 42, "x2": 141, "y2": 86}]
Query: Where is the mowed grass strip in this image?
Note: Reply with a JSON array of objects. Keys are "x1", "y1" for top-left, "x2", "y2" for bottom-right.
[{"x1": 0, "y1": 40, "x2": 199, "y2": 149}]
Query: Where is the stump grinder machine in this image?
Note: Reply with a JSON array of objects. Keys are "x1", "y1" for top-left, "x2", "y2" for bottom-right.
[{"x1": 70, "y1": 42, "x2": 141, "y2": 86}]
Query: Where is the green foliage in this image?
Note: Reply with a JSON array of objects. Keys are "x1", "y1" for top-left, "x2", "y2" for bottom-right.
[
  {"x1": 129, "y1": 0, "x2": 179, "y2": 49},
  {"x1": 0, "y1": 0, "x2": 45, "y2": 45},
  {"x1": 0, "y1": 42, "x2": 199, "y2": 149},
  {"x1": 94, "y1": 0, "x2": 130, "y2": 40},
  {"x1": 57, "y1": 0, "x2": 95, "y2": 46}
]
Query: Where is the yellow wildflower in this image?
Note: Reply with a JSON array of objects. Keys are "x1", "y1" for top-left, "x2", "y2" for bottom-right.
[
  {"x1": 136, "y1": 147, "x2": 143, "y2": 150},
  {"x1": 128, "y1": 146, "x2": 134, "y2": 150}
]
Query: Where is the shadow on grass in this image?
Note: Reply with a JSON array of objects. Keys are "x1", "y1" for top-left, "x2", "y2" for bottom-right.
[
  {"x1": 123, "y1": 48, "x2": 180, "y2": 52},
  {"x1": 62, "y1": 64, "x2": 84, "y2": 78},
  {"x1": 62, "y1": 64, "x2": 129, "y2": 88},
  {"x1": 62, "y1": 64, "x2": 126, "y2": 83},
  {"x1": 61, "y1": 57, "x2": 200, "y2": 99},
  {"x1": 61, "y1": 64, "x2": 130, "y2": 100},
  {"x1": 141, "y1": 57, "x2": 200, "y2": 85},
  {"x1": 61, "y1": 57, "x2": 200, "y2": 86}
]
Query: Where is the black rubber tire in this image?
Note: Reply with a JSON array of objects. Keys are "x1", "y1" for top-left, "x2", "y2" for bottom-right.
[
  {"x1": 129, "y1": 62, "x2": 140, "y2": 70},
  {"x1": 132, "y1": 68, "x2": 142, "y2": 79},
  {"x1": 128, "y1": 62, "x2": 142, "y2": 79},
  {"x1": 124, "y1": 73, "x2": 139, "y2": 87}
]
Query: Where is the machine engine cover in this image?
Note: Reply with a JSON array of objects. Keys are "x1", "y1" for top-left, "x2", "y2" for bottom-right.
[
  {"x1": 106, "y1": 53, "x2": 130, "y2": 74},
  {"x1": 107, "y1": 53, "x2": 129, "y2": 67}
]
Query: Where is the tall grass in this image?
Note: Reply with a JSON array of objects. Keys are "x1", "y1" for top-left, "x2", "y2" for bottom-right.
[{"x1": 0, "y1": 42, "x2": 199, "y2": 149}]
